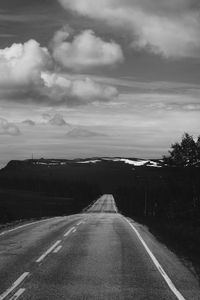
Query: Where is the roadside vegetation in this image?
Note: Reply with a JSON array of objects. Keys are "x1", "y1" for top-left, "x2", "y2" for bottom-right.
[
  {"x1": 163, "y1": 133, "x2": 200, "y2": 167},
  {"x1": 115, "y1": 133, "x2": 200, "y2": 277}
]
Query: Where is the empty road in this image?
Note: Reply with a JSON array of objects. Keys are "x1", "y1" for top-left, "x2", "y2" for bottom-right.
[
  {"x1": 86, "y1": 194, "x2": 118, "y2": 213},
  {"x1": 0, "y1": 195, "x2": 199, "y2": 299}
]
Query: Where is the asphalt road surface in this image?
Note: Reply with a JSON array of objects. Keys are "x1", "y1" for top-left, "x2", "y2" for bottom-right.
[
  {"x1": 86, "y1": 194, "x2": 118, "y2": 213},
  {"x1": 0, "y1": 195, "x2": 200, "y2": 300}
]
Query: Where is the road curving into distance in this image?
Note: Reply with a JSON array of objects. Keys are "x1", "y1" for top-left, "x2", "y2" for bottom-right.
[{"x1": 0, "y1": 194, "x2": 199, "y2": 300}]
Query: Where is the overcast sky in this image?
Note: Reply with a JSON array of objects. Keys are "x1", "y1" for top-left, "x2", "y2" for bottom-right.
[{"x1": 0, "y1": 0, "x2": 200, "y2": 166}]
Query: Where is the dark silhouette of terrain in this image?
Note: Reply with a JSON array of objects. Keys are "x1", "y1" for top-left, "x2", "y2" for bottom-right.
[{"x1": 0, "y1": 157, "x2": 200, "y2": 277}]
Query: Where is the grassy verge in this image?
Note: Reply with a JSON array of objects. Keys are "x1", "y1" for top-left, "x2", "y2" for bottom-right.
[
  {"x1": 0, "y1": 189, "x2": 75, "y2": 224},
  {"x1": 136, "y1": 217, "x2": 200, "y2": 280}
]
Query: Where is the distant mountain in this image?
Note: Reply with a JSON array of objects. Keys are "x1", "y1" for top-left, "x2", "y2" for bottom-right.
[{"x1": 3, "y1": 157, "x2": 164, "y2": 170}]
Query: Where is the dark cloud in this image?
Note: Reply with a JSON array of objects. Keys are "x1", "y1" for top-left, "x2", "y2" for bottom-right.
[
  {"x1": 0, "y1": 0, "x2": 66, "y2": 48},
  {"x1": 58, "y1": 0, "x2": 200, "y2": 58}
]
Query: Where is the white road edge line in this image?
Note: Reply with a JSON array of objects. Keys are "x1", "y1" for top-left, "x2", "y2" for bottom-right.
[
  {"x1": 53, "y1": 245, "x2": 62, "y2": 253},
  {"x1": 0, "y1": 217, "x2": 61, "y2": 237},
  {"x1": 0, "y1": 272, "x2": 29, "y2": 300},
  {"x1": 9, "y1": 288, "x2": 26, "y2": 300},
  {"x1": 123, "y1": 217, "x2": 185, "y2": 300},
  {"x1": 64, "y1": 227, "x2": 75, "y2": 237},
  {"x1": 36, "y1": 240, "x2": 61, "y2": 263}
]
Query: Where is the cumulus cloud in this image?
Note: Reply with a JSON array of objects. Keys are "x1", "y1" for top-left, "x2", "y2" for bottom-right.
[
  {"x1": 0, "y1": 38, "x2": 119, "y2": 106},
  {"x1": 0, "y1": 118, "x2": 21, "y2": 136},
  {"x1": 22, "y1": 120, "x2": 36, "y2": 126},
  {"x1": 48, "y1": 113, "x2": 70, "y2": 126},
  {"x1": 0, "y1": 39, "x2": 52, "y2": 88},
  {"x1": 58, "y1": 0, "x2": 200, "y2": 58},
  {"x1": 41, "y1": 72, "x2": 118, "y2": 105},
  {"x1": 51, "y1": 27, "x2": 123, "y2": 70}
]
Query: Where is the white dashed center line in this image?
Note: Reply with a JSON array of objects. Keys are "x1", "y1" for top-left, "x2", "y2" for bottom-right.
[
  {"x1": 64, "y1": 227, "x2": 75, "y2": 237},
  {"x1": 77, "y1": 221, "x2": 85, "y2": 226},
  {"x1": 0, "y1": 272, "x2": 29, "y2": 300},
  {"x1": 36, "y1": 240, "x2": 61, "y2": 263},
  {"x1": 9, "y1": 288, "x2": 26, "y2": 300},
  {"x1": 53, "y1": 245, "x2": 62, "y2": 253},
  {"x1": 0, "y1": 221, "x2": 80, "y2": 300}
]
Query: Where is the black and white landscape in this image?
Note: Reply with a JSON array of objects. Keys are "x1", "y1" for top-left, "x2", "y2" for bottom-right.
[{"x1": 0, "y1": 0, "x2": 200, "y2": 299}]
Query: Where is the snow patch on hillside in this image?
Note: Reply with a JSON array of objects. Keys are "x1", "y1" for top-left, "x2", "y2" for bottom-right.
[
  {"x1": 78, "y1": 160, "x2": 101, "y2": 164},
  {"x1": 112, "y1": 158, "x2": 149, "y2": 166}
]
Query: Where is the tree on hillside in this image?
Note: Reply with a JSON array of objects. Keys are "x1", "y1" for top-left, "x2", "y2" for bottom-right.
[
  {"x1": 197, "y1": 136, "x2": 200, "y2": 160},
  {"x1": 164, "y1": 133, "x2": 200, "y2": 167}
]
